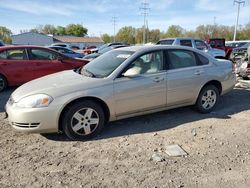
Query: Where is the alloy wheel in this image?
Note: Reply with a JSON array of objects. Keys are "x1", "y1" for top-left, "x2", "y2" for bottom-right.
[
  {"x1": 201, "y1": 89, "x2": 217, "y2": 110},
  {"x1": 71, "y1": 108, "x2": 99, "y2": 136}
]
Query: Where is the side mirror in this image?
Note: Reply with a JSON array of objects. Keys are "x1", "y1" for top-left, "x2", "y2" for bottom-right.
[{"x1": 123, "y1": 67, "x2": 140, "y2": 78}]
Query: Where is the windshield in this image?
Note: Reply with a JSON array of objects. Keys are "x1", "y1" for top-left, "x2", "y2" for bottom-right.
[{"x1": 81, "y1": 50, "x2": 134, "y2": 78}]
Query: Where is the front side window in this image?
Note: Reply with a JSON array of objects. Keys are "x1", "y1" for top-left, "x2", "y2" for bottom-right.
[
  {"x1": 6, "y1": 49, "x2": 27, "y2": 60},
  {"x1": 195, "y1": 40, "x2": 208, "y2": 50},
  {"x1": 29, "y1": 49, "x2": 57, "y2": 60},
  {"x1": 124, "y1": 51, "x2": 164, "y2": 75},
  {"x1": 180, "y1": 40, "x2": 192, "y2": 47},
  {"x1": 168, "y1": 50, "x2": 197, "y2": 69}
]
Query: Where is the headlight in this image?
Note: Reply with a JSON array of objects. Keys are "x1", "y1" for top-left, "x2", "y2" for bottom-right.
[{"x1": 16, "y1": 94, "x2": 53, "y2": 108}]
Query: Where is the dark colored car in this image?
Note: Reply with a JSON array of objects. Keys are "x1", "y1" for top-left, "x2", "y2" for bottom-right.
[
  {"x1": 48, "y1": 46, "x2": 84, "y2": 58},
  {"x1": 0, "y1": 45, "x2": 89, "y2": 91},
  {"x1": 83, "y1": 45, "x2": 128, "y2": 61}
]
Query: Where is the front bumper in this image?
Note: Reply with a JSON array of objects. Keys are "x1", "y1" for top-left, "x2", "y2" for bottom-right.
[{"x1": 5, "y1": 102, "x2": 61, "y2": 133}]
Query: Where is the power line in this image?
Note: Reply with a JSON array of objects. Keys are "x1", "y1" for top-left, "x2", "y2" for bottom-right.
[
  {"x1": 140, "y1": 0, "x2": 150, "y2": 44},
  {"x1": 111, "y1": 16, "x2": 117, "y2": 42},
  {"x1": 233, "y1": 0, "x2": 245, "y2": 41}
]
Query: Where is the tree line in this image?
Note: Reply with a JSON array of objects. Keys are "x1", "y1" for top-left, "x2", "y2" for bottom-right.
[
  {"x1": 0, "y1": 24, "x2": 88, "y2": 44},
  {"x1": 102, "y1": 22, "x2": 250, "y2": 44},
  {"x1": 0, "y1": 22, "x2": 250, "y2": 44}
]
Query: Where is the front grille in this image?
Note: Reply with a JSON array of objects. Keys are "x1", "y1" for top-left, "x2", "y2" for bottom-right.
[{"x1": 12, "y1": 122, "x2": 40, "y2": 128}]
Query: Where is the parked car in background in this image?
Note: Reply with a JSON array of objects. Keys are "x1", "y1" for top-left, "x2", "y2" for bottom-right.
[
  {"x1": 5, "y1": 45, "x2": 235, "y2": 140},
  {"x1": 92, "y1": 42, "x2": 126, "y2": 53},
  {"x1": 83, "y1": 44, "x2": 128, "y2": 61},
  {"x1": 230, "y1": 42, "x2": 250, "y2": 62},
  {"x1": 50, "y1": 43, "x2": 72, "y2": 48},
  {"x1": 226, "y1": 41, "x2": 249, "y2": 48},
  {"x1": 207, "y1": 38, "x2": 233, "y2": 59},
  {"x1": 0, "y1": 45, "x2": 89, "y2": 91},
  {"x1": 157, "y1": 38, "x2": 226, "y2": 58},
  {"x1": 48, "y1": 46, "x2": 84, "y2": 58},
  {"x1": 83, "y1": 46, "x2": 97, "y2": 54}
]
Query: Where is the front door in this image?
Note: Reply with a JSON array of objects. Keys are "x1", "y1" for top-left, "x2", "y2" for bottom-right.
[{"x1": 114, "y1": 50, "x2": 167, "y2": 116}]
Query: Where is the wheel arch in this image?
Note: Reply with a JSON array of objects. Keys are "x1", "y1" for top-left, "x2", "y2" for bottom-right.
[
  {"x1": 58, "y1": 96, "x2": 110, "y2": 132},
  {"x1": 0, "y1": 72, "x2": 8, "y2": 87},
  {"x1": 199, "y1": 80, "x2": 222, "y2": 96}
]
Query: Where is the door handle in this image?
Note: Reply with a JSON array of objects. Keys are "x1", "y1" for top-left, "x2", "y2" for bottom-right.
[
  {"x1": 194, "y1": 70, "x2": 204, "y2": 75},
  {"x1": 153, "y1": 77, "x2": 164, "y2": 83}
]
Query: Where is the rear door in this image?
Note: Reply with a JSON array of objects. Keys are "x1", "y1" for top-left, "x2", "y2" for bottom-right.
[
  {"x1": 165, "y1": 49, "x2": 208, "y2": 106},
  {"x1": 0, "y1": 48, "x2": 32, "y2": 85}
]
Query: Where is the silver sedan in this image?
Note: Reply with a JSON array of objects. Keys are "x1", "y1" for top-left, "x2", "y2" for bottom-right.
[{"x1": 5, "y1": 45, "x2": 236, "y2": 140}]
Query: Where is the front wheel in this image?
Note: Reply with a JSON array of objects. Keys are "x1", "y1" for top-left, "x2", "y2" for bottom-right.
[
  {"x1": 196, "y1": 85, "x2": 219, "y2": 113},
  {"x1": 62, "y1": 100, "x2": 105, "y2": 140}
]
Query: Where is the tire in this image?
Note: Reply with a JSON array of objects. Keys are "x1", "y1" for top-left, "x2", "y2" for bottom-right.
[
  {"x1": 0, "y1": 75, "x2": 7, "y2": 92},
  {"x1": 62, "y1": 100, "x2": 105, "y2": 140},
  {"x1": 196, "y1": 85, "x2": 219, "y2": 113}
]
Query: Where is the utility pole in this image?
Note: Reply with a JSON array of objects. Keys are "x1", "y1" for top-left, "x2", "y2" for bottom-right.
[
  {"x1": 233, "y1": 0, "x2": 245, "y2": 41},
  {"x1": 111, "y1": 16, "x2": 117, "y2": 42},
  {"x1": 140, "y1": 0, "x2": 150, "y2": 44}
]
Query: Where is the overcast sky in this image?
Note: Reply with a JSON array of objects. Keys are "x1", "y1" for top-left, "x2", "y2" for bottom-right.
[{"x1": 0, "y1": 0, "x2": 249, "y2": 36}]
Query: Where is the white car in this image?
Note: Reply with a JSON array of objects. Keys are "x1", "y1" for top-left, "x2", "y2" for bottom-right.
[{"x1": 157, "y1": 38, "x2": 226, "y2": 58}]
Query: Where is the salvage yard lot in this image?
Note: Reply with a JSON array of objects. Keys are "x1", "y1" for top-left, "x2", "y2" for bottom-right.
[{"x1": 1, "y1": 87, "x2": 250, "y2": 188}]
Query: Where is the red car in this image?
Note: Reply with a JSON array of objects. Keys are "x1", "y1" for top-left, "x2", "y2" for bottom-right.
[{"x1": 0, "y1": 45, "x2": 89, "y2": 91}]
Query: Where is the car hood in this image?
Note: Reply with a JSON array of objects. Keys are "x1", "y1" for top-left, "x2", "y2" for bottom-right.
[
  {"x1": 208, "y1": 48, "x2": 225, "y2": 56},
  {"x1": 11, "y1": 70, "x2": 105, "y2": 102}
]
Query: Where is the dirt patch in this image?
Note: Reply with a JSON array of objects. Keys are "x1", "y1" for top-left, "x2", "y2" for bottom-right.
[{"x1": 1, "y1": 88, "x2": 250, "y2": 187}]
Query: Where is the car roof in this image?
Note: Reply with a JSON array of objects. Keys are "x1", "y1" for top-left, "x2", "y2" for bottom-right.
[
  {"x1": 159, "y1": 38, "x2": 203, "y2": 41},
  {"x1": 113, "y1": 45, "x2": 214, "y2": 60},
  {"x1": 0, "y1": 45, "x2": 52, "y2": 50},
  {"x1": 114, "y1": 45, "x2": 197, "y2": 52}
]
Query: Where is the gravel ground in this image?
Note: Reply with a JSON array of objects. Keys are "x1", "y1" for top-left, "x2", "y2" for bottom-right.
[{"x1": 1, "y1": 86, "x2": 250, "y2": 188}]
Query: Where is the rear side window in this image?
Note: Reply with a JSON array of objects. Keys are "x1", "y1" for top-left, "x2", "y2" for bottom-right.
[
  {"x1": 167, "y1": 50, "x2": 197, "y2": 69},
  {"x1": 6, "y1": 49, "x2": 28, "y2": 60},
  {"x1": 196, "y1": 53, "x2": 209, "y2": 65},
  {"x1": 180, "y1": 40, "x2": 192, "y2": 47}
]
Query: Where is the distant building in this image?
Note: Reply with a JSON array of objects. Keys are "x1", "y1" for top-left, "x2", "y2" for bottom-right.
[{"x1": 11, "y1": 32, "x2": 104, "y2": 49}]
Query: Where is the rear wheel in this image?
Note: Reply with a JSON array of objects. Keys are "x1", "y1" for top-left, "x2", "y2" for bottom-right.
[
  {"x1": 196, "y1": 85, "x2": 219, "y2": 113},
  {"x1": 0, "y1": 75, "x2": 7, "y2": 92},
  {"x1": 62, "y1": 100, "x2": 105, "y2": 140}
]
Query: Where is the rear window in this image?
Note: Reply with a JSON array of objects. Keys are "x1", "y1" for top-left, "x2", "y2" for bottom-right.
[
  {"x1": 157, "y1": 40, "x2": 174, "y2": 45},
  {"x1": 196, "y1": 53, "x2": 209, "y2": 65}
]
